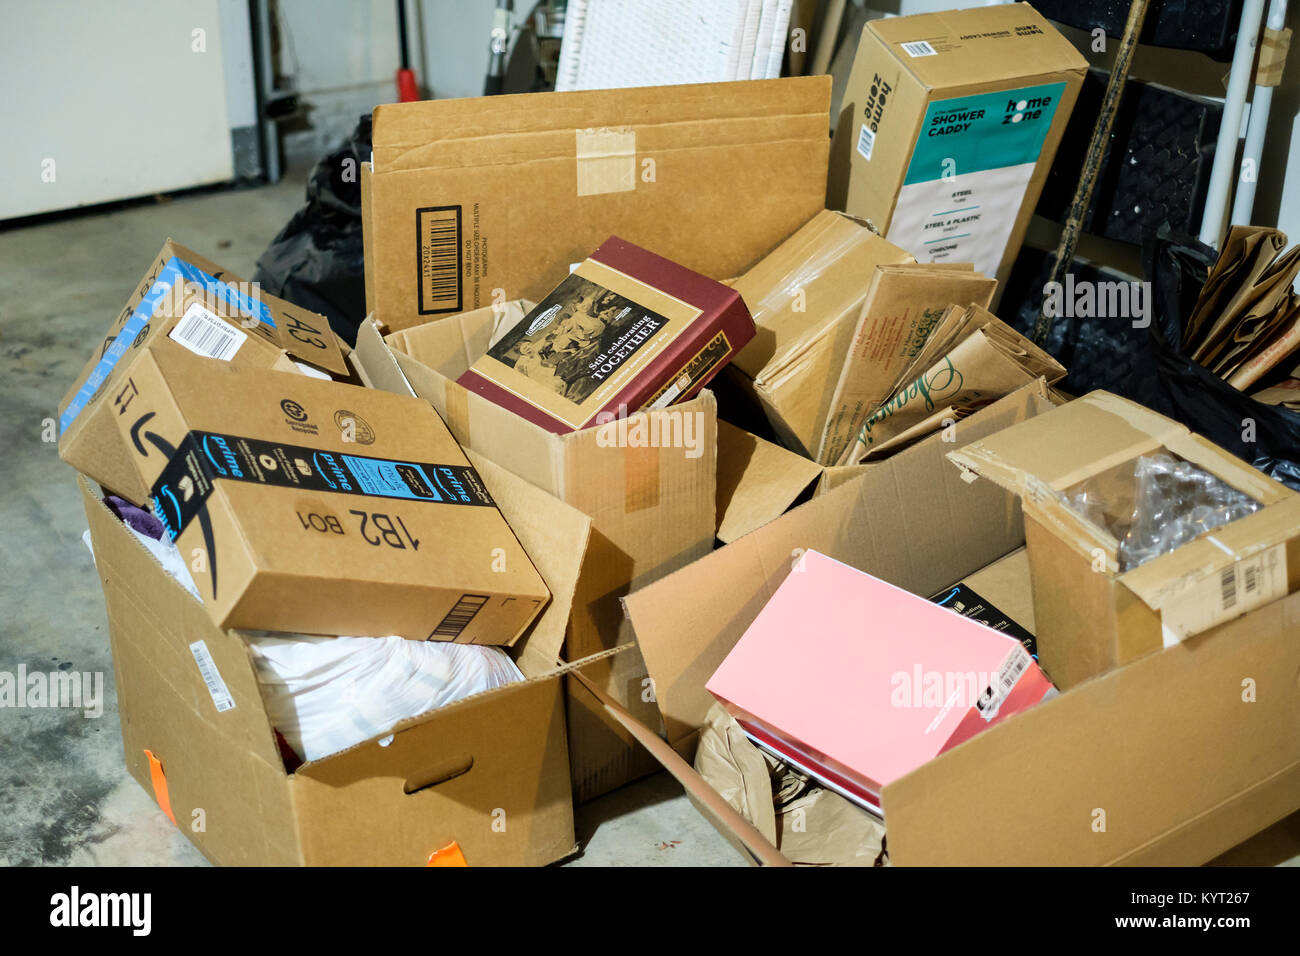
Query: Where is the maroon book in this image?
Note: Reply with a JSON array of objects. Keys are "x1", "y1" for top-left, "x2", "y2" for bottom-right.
[{"x1": 456, "y1": 236, "x2": 755, "y2": 434}]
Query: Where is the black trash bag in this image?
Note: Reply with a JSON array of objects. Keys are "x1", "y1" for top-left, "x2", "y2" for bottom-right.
[
  {"x1": 1000, "y1": 246, "x2": 1160, "y2": 395},
  {"x1": 1122, "y1": 226, "x2": 1300, "y2": 491},
  {"x1": 254, "y1": 115, "x2": 371, "y2": 345}
]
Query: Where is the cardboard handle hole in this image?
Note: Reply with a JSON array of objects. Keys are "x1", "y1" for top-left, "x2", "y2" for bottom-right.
[{"x1": 404, "y1": 753, "x2": 474, "y2": 794}]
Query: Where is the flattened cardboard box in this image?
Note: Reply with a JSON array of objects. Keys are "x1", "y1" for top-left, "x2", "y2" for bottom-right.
[
  {"x1": 459, "y1": 237, "x2": 754, "y2": 433},
  {"x1": 827, "y1": 3, "x2": 1087, "y2": 289},
  {"x1": 604, "y1": 400, "x2": 1300, "y2": 866},
  {"x1": 58, "y1": 239, "x2": 348, "y2": 503},
  {"x1": 352, "y1": 309, "x2": 715, "y2": 800},
  {"x1": 109, "y1": 340, "x2": 549, "y2": 642},
  {"x1": 363, "y1": 76, "x2": 831, "y2": 329},
  {"x1": 948, "y1": 390, "x2": 1300, "y2": 689},
  {"x1": 80, "y1": 448, "x2": 598, "y2": 866}
]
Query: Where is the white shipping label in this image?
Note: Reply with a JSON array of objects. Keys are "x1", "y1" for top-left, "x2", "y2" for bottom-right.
[
  {"x1": 857, "y1": 123, "x2": 876, "y2": 162},
  {"x1": 168, "y1": 301, "x2": 247, "y2": 361},
  {"x1": 901, "y1": 40, "x2": 937, "y2": 57},
  {"x1": 190, "y1": 640, "x2": 236, "y2": 712},
  {"x1": 1160, "y1": 544, "x2": 1288, "y2": 641}
]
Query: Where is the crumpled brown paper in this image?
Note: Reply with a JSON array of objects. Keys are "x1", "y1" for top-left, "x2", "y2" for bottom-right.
[{"x1": 694, "y1": 702, "x2": 889, "y2": 866}]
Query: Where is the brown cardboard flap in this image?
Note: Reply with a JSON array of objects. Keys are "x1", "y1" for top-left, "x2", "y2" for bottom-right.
[
  {"x1": 291, "y1": 673, "x2": 575, "y2": 866},
  {"x1": 365, "y1": 77, "x2": 831, "y2": 326},
  {"x1": 947, "y1": 391, "x2": 1188, "y2": 497},
  {"x1": 465, "y1": 451, "x2": 591, "y2": 675},
  {"x1": 880, "y1": 589, "x2": 1300, "y2": 866},
  {"x1": 352, "y1": 317, "x2": 418, "y2": 396},
  {"x1": 80, "y1": 476, "x2": 286, "y2": 770},
  {"x1": 373, "y1": 77, "x2": 832, "y2": 169},
  {"x1": 716, "y1": 420, "x2": 823, "y2": 543},
  {"x1": 625, "y1": 384, "x2": 1048, "y2": 745},
  {"x1": 385, "y1": 310, "x2": 498, "y2": 379}
]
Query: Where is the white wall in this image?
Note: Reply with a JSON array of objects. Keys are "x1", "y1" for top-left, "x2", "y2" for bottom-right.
[
  {"x1": 0, "y1": 0, "x2": 234, "y2": 219},
  {"x1": 275, "y1": 0, "x2": 400, "y2": 164},
  {"x1": 276, "y1": 0, "x2": 497, "y2": 166}
]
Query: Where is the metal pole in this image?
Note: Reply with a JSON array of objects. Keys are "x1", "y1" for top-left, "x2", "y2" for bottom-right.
[
  {"x1": 1032, "y1": 0, "x2": 1151, "y2": 345},
  {"x1": 1199, "y1": 0, "x2": 1269, "y2": 246},
  {"x1": 1229, "y1": 0, "x2": 1287, "y2": 226}
]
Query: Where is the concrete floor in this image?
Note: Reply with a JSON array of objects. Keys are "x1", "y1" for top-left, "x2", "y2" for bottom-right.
[{"x1": 0, "y1": 169, "x2": 1294, "y2": 868}]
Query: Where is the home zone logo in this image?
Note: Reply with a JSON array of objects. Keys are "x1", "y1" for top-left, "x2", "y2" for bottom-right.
[{"x1": 1003, "y1": 94, "x2": 1052, "y2": 125}]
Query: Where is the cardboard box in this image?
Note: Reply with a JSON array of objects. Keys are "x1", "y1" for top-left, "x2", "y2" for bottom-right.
[
  {"x1": 104, "y1": 340, "x2": 550, "y2": 642},
  {"x1": 596, "y1": 397, "x2": 1300, "y2": 866},
  {"x1": 362, "y1": 77, "x2": 831, "y2": 329},
  {"x1": 58, "y1": 239, "x2": 349, "y2": 503},
  {"x1": 458, "y1": 237, "x2": 754, "y2": 433},
  {"x1": 351, "y1": 310, "x2": 716, "y2": 800},
  {"x1": 948, "y1": 390, "x2": 1300, "y2": 689},
  {"x1": 827, "y1": 4, "x2": 1087, "y2": 288},
  {"x1": 79, "y1": 445, "x2": 602, "y2": 866},
  {"x1": 730, "y1": 210, "x2": 915, "y2": 454},
  {"x1": 707, "y1": 549, "x2": 1054, "y2": 814},
  {"x1": 715, "y1": 379, "x2": 1052, "y2": 544}
]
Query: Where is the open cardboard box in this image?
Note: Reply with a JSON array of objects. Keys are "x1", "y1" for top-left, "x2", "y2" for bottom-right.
[
  {"x1": 948, "y1": 390, "x2": 1300, "y2": 689},
  {"x1": 590, "y1": 394, "x2": 1300, "y2": 865},
  {"x1": 715, "y1": 378, "x2": 1055, "y2": 544},
  {"x1": 351, "y1": 311, "x2": 716, "y2": 802},
  {"x1": 80, "y1": 449, "x2": 617, "y2": 866}
]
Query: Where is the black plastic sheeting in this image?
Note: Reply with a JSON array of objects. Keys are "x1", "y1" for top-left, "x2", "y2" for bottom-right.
[
  {"x1": 1128, "y1": 229, "x2": 1300, "y2": 490},
  {"x1": 254, "y1": 115, "x2": 371, "y2": 345}
]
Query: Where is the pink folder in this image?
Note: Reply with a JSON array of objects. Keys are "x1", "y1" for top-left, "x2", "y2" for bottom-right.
[{"x1": 706, "y1": 550, "x2": 1055, "y2": 813}]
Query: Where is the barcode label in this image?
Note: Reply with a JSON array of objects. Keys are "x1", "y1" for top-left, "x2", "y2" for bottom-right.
[
  {"x1": 416, "y1": 205, "x2": 463, "y2": 315},
  {"x1": 902, "y1": 40, "x2": 937, "y2": 57},
  {"x1": 857, "y1": 124, "x2": 876, "y2": 161},
  {"x1": 431, "y1": 593, "x2": 489, "y2": 639},
  {"x1": 1161, "y1": 544, "x2": 1288, "y2": 642},
  {"x1": 1220, "y1": 565, "x2": 1237, "y2": 610},
  {"x1": 976, "y1": 644, "x2": 1031, "y2": 719},
  {"x1": 189, "y1": 640, "x2": 235, "y2": 712},
  {"x1": 169, "y1": 302, "x2": 246, "y2": 361}
]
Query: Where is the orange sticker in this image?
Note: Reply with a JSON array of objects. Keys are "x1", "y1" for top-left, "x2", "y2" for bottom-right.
[
  {"x1": 144, "y1": 749, "x2": 176, "y2": 826},
  {"x1": 427, "y1": 841, "x2": 468, "y2": 867}
]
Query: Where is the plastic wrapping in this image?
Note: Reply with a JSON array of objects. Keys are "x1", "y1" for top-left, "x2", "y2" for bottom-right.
[
  {"x1": 742, "y1": 220, "x2": 875, "y2": 326},
  {"x1": 1064, "y1": 453, "x2": 1260, "y2": 571}
]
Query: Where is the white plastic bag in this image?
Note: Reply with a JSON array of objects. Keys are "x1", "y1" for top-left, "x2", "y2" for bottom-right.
[{"x1": 244, "y1": 632, "x2": 524, "y2": 762}]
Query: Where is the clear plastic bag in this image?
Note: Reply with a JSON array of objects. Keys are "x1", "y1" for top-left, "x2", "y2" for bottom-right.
[{"x1": 1065, "y1": 453, "x2": 1260, "y2": 571}]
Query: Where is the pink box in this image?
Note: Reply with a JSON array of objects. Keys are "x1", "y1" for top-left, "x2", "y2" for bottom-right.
[{"x1": 706, "y1": 550, "x2": 1055, "y2": 813}]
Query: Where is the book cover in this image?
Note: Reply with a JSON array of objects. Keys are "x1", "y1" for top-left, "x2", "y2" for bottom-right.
[
  {"x1": 706, "y1": 550, "x2": 1054, "y2": 813},
  {"x1": 457, "y1": 236, "x2": 754, "y2": 434}
]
